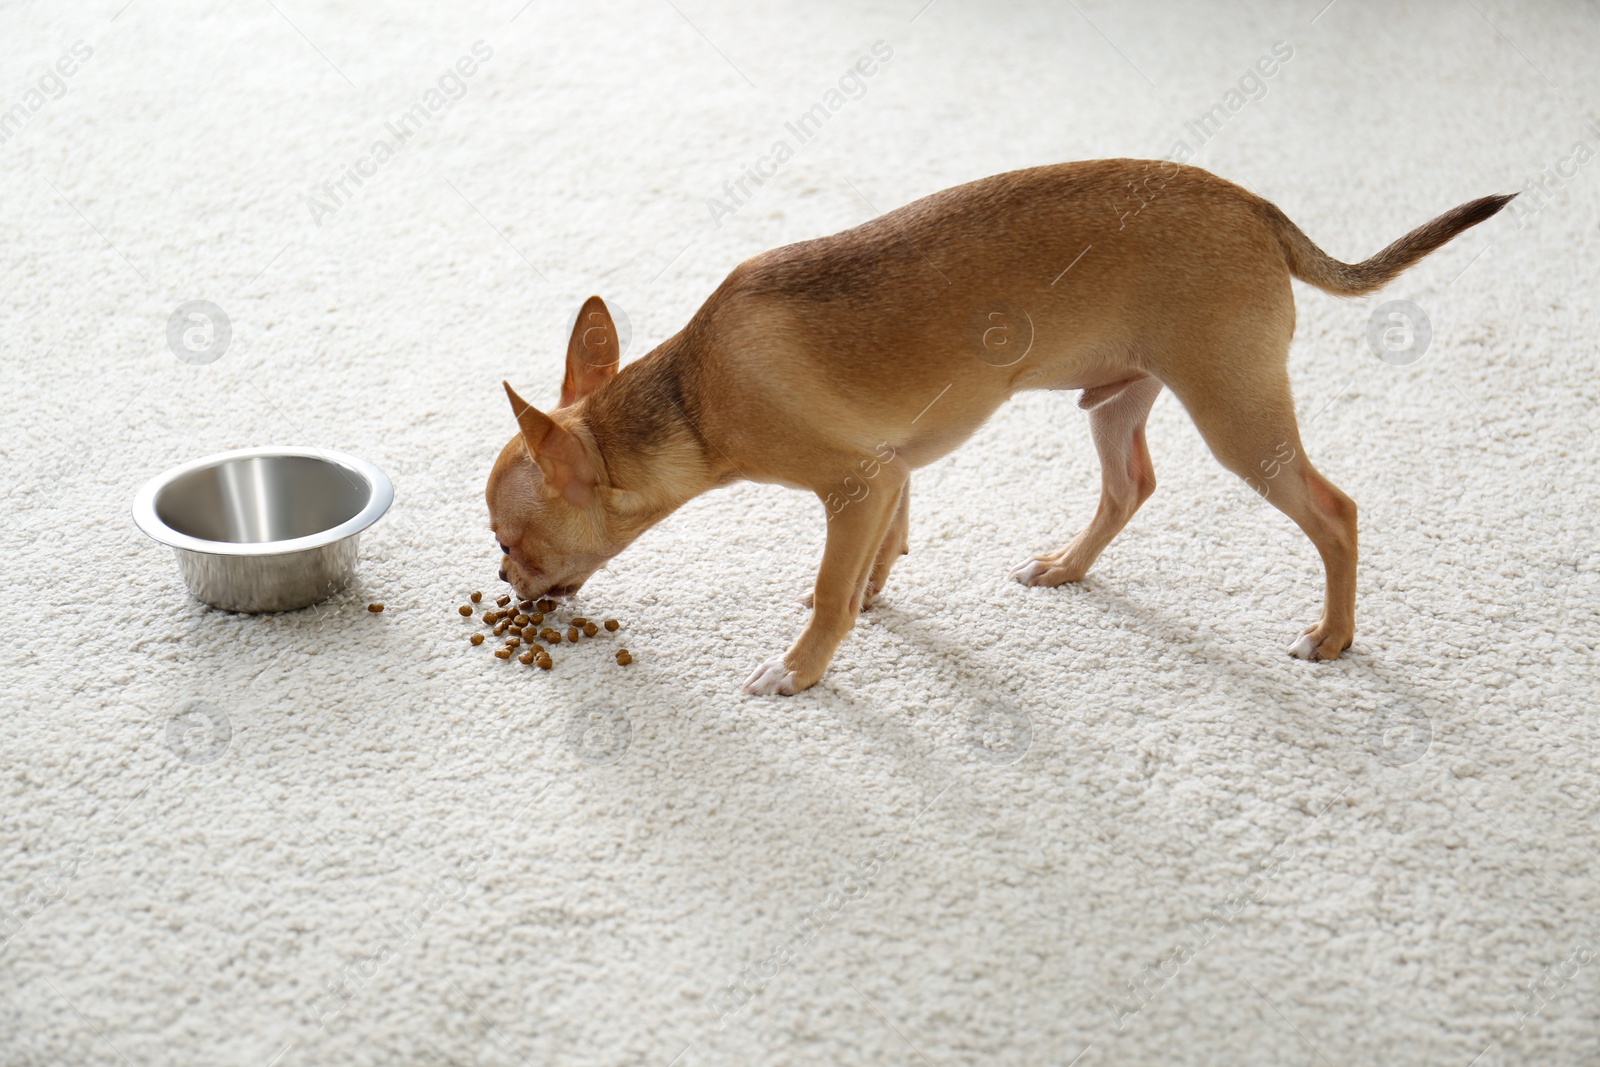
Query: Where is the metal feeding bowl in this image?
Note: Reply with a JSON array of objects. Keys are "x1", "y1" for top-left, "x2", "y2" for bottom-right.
[{"x1": 132, "y1": 447, "x2": 393, "y2": 613}]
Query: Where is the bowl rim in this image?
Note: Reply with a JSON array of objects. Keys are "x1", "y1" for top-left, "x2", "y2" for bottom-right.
[{"x1": 131, "y1": 446, "x2": 394, "y2": 557}]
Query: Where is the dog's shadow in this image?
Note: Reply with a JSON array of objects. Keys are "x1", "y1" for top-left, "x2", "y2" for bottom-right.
[{"x1": 865, "y1": 572, "x2": 1450, "y2": 767}]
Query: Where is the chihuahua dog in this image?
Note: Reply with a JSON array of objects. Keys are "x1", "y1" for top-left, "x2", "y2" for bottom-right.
[{"x1": 487, "y1": 159, "x2": 1511, "y2": 694}]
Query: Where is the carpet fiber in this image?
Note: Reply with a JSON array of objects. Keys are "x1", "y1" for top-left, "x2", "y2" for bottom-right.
[{"x1": 2, "y1": 1, "x2": 1597, "y2": 1064}]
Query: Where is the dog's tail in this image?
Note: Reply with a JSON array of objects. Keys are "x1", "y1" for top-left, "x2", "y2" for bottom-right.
[{"x1": 1258, "y1": 192, "x2": 1516, "y2": 297}]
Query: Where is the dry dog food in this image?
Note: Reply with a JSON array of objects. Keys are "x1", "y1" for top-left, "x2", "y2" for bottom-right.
[
  {"x1": 459, "y1": 595, "x2": 630, "y2": 669},
  {"x1": 367, "y1": 603, "x2": 384, "y2": 613}
]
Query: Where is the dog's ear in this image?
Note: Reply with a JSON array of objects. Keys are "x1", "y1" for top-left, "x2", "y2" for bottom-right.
[
  {"x1": 504, "y1": 381, "x2": 597, "y2": 504},
  {"x1": 559, "y1": 294, "x2": 621, "y2": 408}
]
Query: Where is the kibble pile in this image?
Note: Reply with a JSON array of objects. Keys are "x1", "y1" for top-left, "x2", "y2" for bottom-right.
[{"x1": 456, "y1": 591, "x2": 629, "y2": 670}]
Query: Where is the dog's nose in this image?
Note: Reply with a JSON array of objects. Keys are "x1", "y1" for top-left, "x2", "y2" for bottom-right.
[{"x1": 497, "y1": 568, "x2": 507, "y2": 582}]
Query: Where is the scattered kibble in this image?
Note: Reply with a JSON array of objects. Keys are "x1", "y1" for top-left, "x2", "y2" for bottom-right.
[
  {"x1": 368, "y1": 603, "x2": 384, "y2": 613},
  {"x1": 459, "y1": 596, "x2": 629, "y2": 674}
]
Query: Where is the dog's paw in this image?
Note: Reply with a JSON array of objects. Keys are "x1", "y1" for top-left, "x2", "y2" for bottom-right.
[
  {"x1": 1287, "y1": 625, "x2": 1352, "y2": 661},
  {"x1": 1009, "y1": 556, "x2": 1081, "y2": 587},
  {"x1": 1287, "y1": 633, "x2": 1318, "y2": 659},
  {"x1": 1009, "y1": 558, "x2": 1049, "y2": 585},
  {"x1": 742, "y1": 655, "x2": 800, "y2": 696}
]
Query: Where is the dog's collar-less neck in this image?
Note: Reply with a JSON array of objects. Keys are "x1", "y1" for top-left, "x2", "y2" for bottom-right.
[{"x1": 583, "y1": 348, "x2": 733, "y2": 507}]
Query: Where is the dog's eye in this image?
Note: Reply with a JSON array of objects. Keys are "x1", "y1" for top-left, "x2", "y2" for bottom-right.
[{"x1": 499, "y1": 542, "x2": 509, "y2": 554}]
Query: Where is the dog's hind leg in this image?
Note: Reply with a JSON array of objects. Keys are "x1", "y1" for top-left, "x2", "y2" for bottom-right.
[
  {"x1": 1011, "y1": 375, "x2": 1162, "y2": 586},
  {"x1": 1160, "y1": 355, "x2": 1358, "y2": 660}
]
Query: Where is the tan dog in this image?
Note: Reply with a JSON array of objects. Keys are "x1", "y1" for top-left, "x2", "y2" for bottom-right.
[{"x1": 486, "y1": 159, "x2": 1511, "y2": 694}]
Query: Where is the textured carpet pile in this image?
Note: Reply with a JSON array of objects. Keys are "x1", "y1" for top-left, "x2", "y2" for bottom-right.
[{"x1": 2, "y1": 2, "x2": 1597, "y2": 1064}]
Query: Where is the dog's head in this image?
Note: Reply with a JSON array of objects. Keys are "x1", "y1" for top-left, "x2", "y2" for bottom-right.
[{"x1": 486, "y1": 295, "x2": 624, "y2": 601}]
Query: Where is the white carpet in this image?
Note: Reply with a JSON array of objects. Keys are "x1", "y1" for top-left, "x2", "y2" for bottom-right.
[{"x1": 3, "y1": 1, "x2": 1598, "y2": 1064}]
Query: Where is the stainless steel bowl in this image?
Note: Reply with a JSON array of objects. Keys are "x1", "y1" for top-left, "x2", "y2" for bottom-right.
[{"x1": 132, "y1": 447, "x2": 393, "y2": 612}]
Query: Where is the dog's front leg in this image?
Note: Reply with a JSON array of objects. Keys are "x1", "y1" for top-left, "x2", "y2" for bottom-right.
[{"x1": 743, "y1": 461, "x2": 909, "y2": 696}]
